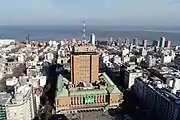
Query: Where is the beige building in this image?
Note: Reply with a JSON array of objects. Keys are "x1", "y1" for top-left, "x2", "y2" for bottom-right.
[{"x1": 71, "y1": 45, "x2": 99, "y2": 83}]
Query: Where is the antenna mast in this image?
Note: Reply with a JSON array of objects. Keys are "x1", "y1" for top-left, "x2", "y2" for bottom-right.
[{"x1": 82, "y1": 21, "x2": 86, "y2": 42}]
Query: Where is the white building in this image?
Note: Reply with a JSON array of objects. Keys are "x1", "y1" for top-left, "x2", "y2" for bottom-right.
[
  {"x1": 6, "y1": 77, "x2": 18, "y2": 87},
  {"x1": 140, "y1": 48, "x2": 147, "y2": 56},
  {"x1": 122, "y1": 48, "x2": 129, "y2": 57},
  {"x1": 17, "y1": 54, "x2": 24, "y2": 63},
  {"x1": 161, "y1": 55, "x2": 172, "y2": 63},
  {"x1": 113, "y1": 55, "x2": 121, "y2": 65},
  {"x1": 45, "y1": 52, "x2": 54, "y2": 63},
  {"x1": 124, "y1": 67, "x2": 143, "y2": 89},
  {"x1": 39, "y1": 76, "x2": 47, "y2": 87},
  {"x1": 170, "y1": 50, "x2": 176, "y2": 61},
  {"x1": 167, "y1": 77, "x2": 180, "y2": 94},
  {"x1": 5, "y1": 85, "x2": 35, "y2": 120},
  {"x1": 0, "y1": 39, "x2": 15, "y2": 46},
  {"x1": 57, "y1": 57, "x2": 70, "y2": 64},
  {"x1": 122, "y1": 55, "x2": 130, "y2": 63},
  {"x1": 90, "y1": 33, "x2": 96, "y2": 45},
  {"x1": 58, "y1": 47, "x2": 66, "y2": 57},
  {"x1": 146, "y1": 55, "x2": 156, "y2": 68},
  {"x1": 49, "y1": 40, "x2": 53, "y2": 46},
  {"x1": 60, "y1": 40, "x2": 65, "y2": 46}
]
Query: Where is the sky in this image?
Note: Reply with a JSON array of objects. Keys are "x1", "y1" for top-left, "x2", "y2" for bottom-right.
[{"x1": 0, "y1": 0, "x2": 180, "y2": 25}]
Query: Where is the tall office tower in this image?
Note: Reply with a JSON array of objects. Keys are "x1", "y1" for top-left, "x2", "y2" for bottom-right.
[
  {"x1": 70, "y1": 45, "x2": 99, "y2": 84},
  {"x1": 153, "y1": 40, "x2": 160, "y2": 47},
  {"x1": 125, "y1": 38, "x2": 129, "y2": 45},
  {"x1": 165, "y1": 40, "x2": 171, "y2": 49},
  {"x1": 160, "y1": 37, "x2": 166, "y2": 48},
  {"x1": 90, "y1": 33, "x2": 96, "y2": 45},
  {"x1": 133, "y1": 37, "x2": 139, "y2": 46},
  {"x1": 142, "y1": 39, "x2": 148, "y2": 48}
]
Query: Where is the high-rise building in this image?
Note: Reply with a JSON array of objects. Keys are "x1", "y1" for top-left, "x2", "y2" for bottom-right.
[
  {"x1": 165, "y1": 40, "x2": 171, "y2": 49},
  {"x1": 5, "y1": 85, "x2": 35, "y2": 120},
  {"x1": 125, "y1": 38, "x2": 129, "y2": 45},
  {"x1": 56, "y1": 45, "x2": 123, "y2": 114},
  {"x1": 71, "y1": 45, "x2": 99, "y2": 83},
  {"x1": 90, "y1": 33, "x2": 96, "y2": 45},
  {"x1": 117, "y1": 38, "x2": 121, "y2": 44},
  {"x1": 153, "y1": 40, "x2": 160, "y2": 47},
  {"x1": 133, "y1": 37, "x2": 139, "y2": 46},
  {"x1": 142, "y1": 40, "x2": 148, "y2": 48},
  {"x1": 108, "y1": 37, "x2": 113, "y2": 45},
  {"x1": 160, "y1": 37, "x2": 166, "y2": 48}
]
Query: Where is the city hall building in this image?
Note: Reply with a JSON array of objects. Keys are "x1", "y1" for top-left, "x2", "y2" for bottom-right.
[{"x1": 55, "y1": 45, "x2": 123, "y2": 114}]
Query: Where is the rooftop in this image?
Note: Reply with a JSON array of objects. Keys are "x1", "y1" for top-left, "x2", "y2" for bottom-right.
[
  {"x1": 136, "y1": 77, "x2": 180, "y2": 105},
  {"x1": 99, "y1": 72, "x2": 115, "y2": 86},
  {"x1": 0, "y1": 92, "x2": 11, "y2": 105},
  {"x1": 73, "y1": 45, "x2": 96, "y2": 53},
  {"x1": 69, "y1": 88, "x2": 107, "y2": 96},
  {"x1": 6, "y1": 84, "x2": 32, "y2": 105},
  {"x1": 56, "y1": 72, "x2": 122, "y2": 98}
]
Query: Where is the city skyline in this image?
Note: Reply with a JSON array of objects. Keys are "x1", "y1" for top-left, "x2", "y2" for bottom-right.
[{"x1": 0, "y1": 0, "x2": 180, "y2": 25}]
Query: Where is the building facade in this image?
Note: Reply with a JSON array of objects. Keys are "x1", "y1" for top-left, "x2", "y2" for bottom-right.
[
  {"x1": 5, "y1": 85, "x2": 35, "y2": 120},
  {"x1": 165, "y1": 40, "x2": 171, "y2": 49},
  {"x1": 160, "y1": 37, "x2": 166, "y2": 48},
  {"x1": 90, "y1": 33, "x2": 96, "y2": 45},
  {"x1": 55, "y1": 73, "x2": 123, "y2": 114},
  {"x1": 142, "y1": 39, "x2": 147, "y2": 48},
  {"x1": 56, "y1": 45, "x2": 123, "y2": 114},
  {"x1": 70, "y1": 46, "x2": 99, "y2": 83},
  {"x1": 0, "y1": 93, "x2": 10, "y2": 120},
  {"x1": 134, "y1": 77, "x2": 180, "y2": 120}
]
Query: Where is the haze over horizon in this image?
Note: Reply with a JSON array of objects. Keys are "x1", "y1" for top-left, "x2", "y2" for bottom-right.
[{"x1": 0, "y1": 0, "x2": 180, "y2": 26}]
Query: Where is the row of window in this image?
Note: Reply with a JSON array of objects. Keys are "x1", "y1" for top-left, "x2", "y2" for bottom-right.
[{"x1": 70, "y1": 96, "x2": 107, "y2": 105}]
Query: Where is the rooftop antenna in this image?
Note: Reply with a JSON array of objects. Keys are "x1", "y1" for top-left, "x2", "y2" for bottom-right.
[{"x1": 82, "y1": 21, "x2": 86, "y2": 42}]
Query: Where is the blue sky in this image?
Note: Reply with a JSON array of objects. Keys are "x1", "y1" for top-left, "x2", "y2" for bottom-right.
[{"x1": 0, "y1": 0, "x2": 180, "y2": 25}]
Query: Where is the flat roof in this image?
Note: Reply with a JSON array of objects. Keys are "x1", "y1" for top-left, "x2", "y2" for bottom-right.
[
  {"x1": 56, "y1": 73, "x2": 122, "y2": 97},
  {"x1": 57, "y1": 87, "x2": 69, "y2": 97},
  {"x1": 106, "y1": 85, "x2": 121, "y2": 94},
  {"x1": 100, "y1": 72, "x2": 115, "y2": 86},
  {"x1": 0, "y1": 92, "x2": 11, "y2": 105},
  {"x1": 70, "y1": 88, "x2": 107, "y2": 96}
]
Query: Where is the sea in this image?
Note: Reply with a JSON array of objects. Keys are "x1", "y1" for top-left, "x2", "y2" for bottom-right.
[{"x1": 0, "y1": 25, "x2": 180, "y2": 45}]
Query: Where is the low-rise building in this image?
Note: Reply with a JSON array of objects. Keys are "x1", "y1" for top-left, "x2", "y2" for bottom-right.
[{"x1": 55, "y1": 73, "x2": 123, "y2": 114}]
